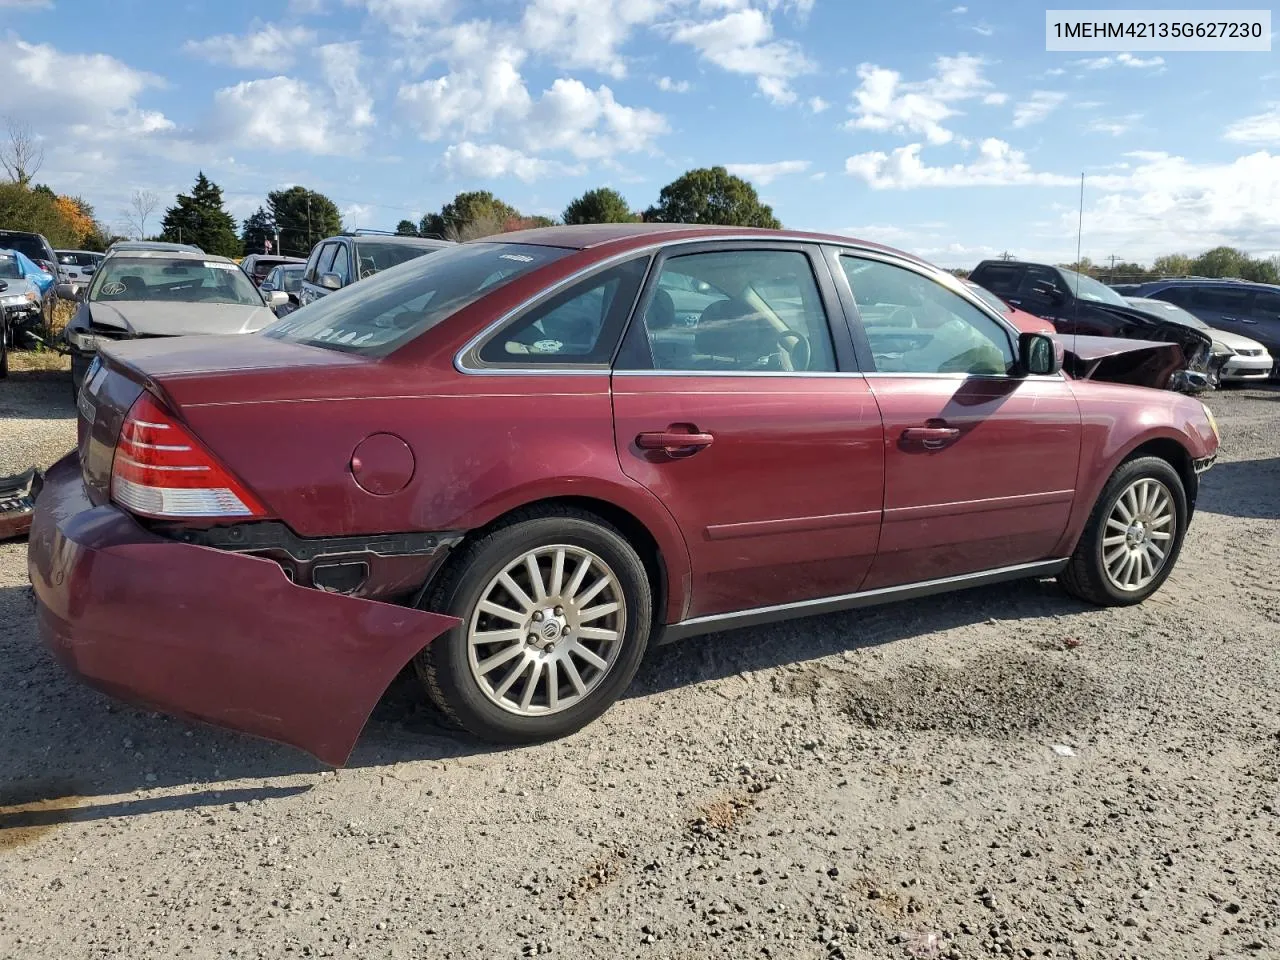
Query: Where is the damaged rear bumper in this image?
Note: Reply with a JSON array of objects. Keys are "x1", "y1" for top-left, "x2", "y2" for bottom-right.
[
  {"x1": 0, "y1": 467, "x2": 42, "y2": 541},
  {"x1": 27, "y1": 454, "x2": 459, "y2": 766}
]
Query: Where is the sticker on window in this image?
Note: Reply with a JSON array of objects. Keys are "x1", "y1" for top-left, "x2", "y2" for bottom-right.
[
  {"x1": 500, "y1": 254, "x2": 534, "y2": 263},
  {"x1": 204, "y1": 261, "x2": 238, "y2": 270}
]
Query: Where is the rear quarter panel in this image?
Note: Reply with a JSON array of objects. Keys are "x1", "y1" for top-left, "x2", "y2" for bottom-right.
[{"x1": 1051, "y1": 381, "x2": 1217, "y2": 557}]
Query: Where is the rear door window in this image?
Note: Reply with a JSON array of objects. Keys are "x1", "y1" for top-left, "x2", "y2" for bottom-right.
[
  {"x1": 973, "y1": 264, "x2": 1023, "y2": 297},
  {"x1": 1251, "y1": 290, "x2": 1280, "y2": 319},
  {"x1": 1192, "y1": 287, "x2": 1252, "y2": 315}
]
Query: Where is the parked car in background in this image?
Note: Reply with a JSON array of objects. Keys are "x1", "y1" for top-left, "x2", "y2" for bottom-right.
[
  {"x1": 240, "y1": 254, "x2": 306, "y2": 288},
  {"x1": 964, "y1": 279, "x2": 1055, "y2": 334},
  {"x1": 297, "y1": 230, "x2": 452, "y2": 307},
  {"x1": 60, "y1": 249, "x2": 276, "y2": 395},
  {"x1": 31, "y1": 224, "x2": 1219, "y2": 765},
  {"x1": 0, "y1": 229, "x2": 57, "y2": 280},
  {"x1": 259, "y1": 262, "x2": 305, "y2": 317},
  {"x1": 1125, "y1": 278, "x2": 1280, "y2": 377},
  {"x1": 1124, "y1": 295, "x2": 1271, "y2": 385},
  {"x1": 969, "y1": 259, "x2": 1213, "y2": 391},
  {"x1": 0, "y1": 248, "x2": 55, "y2": 341},
  {"x1": 106, "y1": 240, "x2": 204, "y2": 256},
  {"x1": 55, "y1": 250, "x2": 105, "y2": 297}
]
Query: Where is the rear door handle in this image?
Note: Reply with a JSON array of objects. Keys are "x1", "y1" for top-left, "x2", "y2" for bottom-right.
[
  {"x1": 636, "y1": 427, "x2": 714, "y2": 458},
  {"x1": 902, "y1": 426, "x2": 961, "y2": 449}
]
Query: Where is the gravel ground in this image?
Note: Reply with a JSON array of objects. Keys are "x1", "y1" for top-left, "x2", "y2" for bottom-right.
[{"x1": 1, "y1": 367, "x2": 1278, "y2": 960}]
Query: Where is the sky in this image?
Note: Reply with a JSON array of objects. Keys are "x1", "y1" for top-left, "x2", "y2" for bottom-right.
[{"x1": 1, "y1": 0, "x2": 1277, "y2": 266}]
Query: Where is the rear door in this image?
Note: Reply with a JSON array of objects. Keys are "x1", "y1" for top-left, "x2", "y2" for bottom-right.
[
  {"x1": 611, "y1": 242, "x2": 884, "y2": 620},
  {"x1": 1245, "y1": 288, "x2": 1280, "y2": 356},
  {"x1": 832, "y1": 250, "x2": 1081, "y2": 588}
]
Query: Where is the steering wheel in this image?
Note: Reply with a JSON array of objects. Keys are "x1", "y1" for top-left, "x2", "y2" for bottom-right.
[{"x1": 776, "y1": 331, "x2": 810, "y2": 371}]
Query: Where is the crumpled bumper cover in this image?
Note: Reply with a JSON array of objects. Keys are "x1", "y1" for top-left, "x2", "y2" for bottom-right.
[{"x1": 27, "y1": 454, "x2": 460, "y2": 766}]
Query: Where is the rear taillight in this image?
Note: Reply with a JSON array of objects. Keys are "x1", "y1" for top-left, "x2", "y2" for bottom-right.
[{"x1": 110, "y1": 392, "x2": 268, "y2": 519}]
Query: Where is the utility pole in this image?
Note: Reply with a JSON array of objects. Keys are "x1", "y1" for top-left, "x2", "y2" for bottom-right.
[
  {"x1": 274, "y1": 227, "x2": 281, "y2": 258},
  {"x1": 306, "y1": 195, "x2": 312, "y2": 251},
  {"x1": 1106, "y1": 254, "x2": 1121, "y2": 283},
  {"x1": 998, "y1": 250, "x2": 1014, "y2": 261}
]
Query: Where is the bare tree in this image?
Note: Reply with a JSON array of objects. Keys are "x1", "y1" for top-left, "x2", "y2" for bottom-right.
[
  {"x1": 122, "y1": 189, "x2": 160, "y2": 239},
  {"x1": 0, "y1": 117, "x2": 44, "y2": 186}
]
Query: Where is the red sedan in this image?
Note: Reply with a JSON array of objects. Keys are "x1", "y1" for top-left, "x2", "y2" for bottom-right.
[{"x1": 29, "y1": 224, "x2": 1220, "y2": 764}]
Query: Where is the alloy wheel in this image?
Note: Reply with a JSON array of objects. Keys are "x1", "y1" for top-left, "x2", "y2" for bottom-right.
[
  {"x1": 1102, "y1": 477, "x2": 1176, "y2": 592},
  {"x1": 466, "y1": 545, "x2": 626, "y2": 716}
]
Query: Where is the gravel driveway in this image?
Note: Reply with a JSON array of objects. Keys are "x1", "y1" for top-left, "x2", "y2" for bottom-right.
[{"x1": 1, "y1": 369, "x2": 1277, "y2": 960}]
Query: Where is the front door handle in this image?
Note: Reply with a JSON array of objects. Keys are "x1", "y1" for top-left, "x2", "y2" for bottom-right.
[
  {"x1": 902, "y1": 426, "x2": 960, "y2": 449},
  {"x1": 636, "y1": 427, "x2": 714, "y2": 458}
]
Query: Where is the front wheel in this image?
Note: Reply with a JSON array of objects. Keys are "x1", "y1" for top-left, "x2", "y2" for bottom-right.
[
  {"x1": 415, "y1": 508, "x2": 653, "y2": 743},
  {"x1": 1059, "y1": 456, "x2": 1188, "y2": 606}
]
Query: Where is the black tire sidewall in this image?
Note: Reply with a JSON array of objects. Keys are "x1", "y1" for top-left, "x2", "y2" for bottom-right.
[
  {"x1": 1086, "y1": 457, "x2": 1188, "y2": 604},
  {"x1": 426, "y1": 516, "x2": 652, "y2": 742}
]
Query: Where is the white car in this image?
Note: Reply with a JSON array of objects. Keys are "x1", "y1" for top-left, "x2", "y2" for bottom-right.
[
  {"x1": 1124, "y1": 296, "x2": 1273, "y2": 385},
  {"x1": 55, "y1": 250, "x2": 104, "y2": 295}
]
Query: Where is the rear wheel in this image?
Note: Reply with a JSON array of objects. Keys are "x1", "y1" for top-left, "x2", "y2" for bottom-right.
[
  {"x1": 415, "y1": 508, "x2": 652, "y2": 743},
  {"x1": 1059, "y1": 456, "x2": 1187, "y2": 606}
]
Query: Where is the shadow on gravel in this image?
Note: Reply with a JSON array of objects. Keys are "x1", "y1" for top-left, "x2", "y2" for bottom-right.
[
  {"x1": 0, "y1": 368, "x2": 76, "y2": 422},
  {"x1": 630, "y1": 575, "x2": 1086, "y2": 698},
  {"x1": 1197, "y1": 456, "x2": 1280, "y2": 521},
  {"x1": 0, "y1": 575, "x2": 1085, "y2": 815}
]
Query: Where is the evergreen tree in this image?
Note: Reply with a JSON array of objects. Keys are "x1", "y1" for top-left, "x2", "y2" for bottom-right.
[
  {"x1": 395, "y1": 219, "x2": 419, "y2": 236},
  {"x1": 267, "y1": 186, "x2": 342, "y2": 258},
  {"x1": 158, "y1": 173, "x2": 240, "y2": 256}
]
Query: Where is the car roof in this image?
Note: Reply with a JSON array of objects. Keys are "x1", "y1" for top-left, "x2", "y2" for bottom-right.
[
  {"x1": 333, "y1": 233, "x2": 454, "y2": 247},
  {"x1": 108, "y1": 240, "x2": 204, "y2": 253},
  {"x1": 473, "y1": 222, "x2": 925, "y2": 265},
  {"x1": 104, "y1": 250, "x2": 237, "y2": 264},
  {"x1": 1139, "y1": 277, "x2": 1275, "y2": 289}
]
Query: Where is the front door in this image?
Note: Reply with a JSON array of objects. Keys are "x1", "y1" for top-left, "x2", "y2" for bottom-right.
[
  {"x1": 611, "y1": 244, "x2": 885, "y2": 619},
  {"x1": 834, "y1": 252, "x2": 1082, "y2": 589}
]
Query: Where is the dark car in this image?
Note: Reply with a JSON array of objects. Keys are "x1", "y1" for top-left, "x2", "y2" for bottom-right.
[
  {"x1": 30, "y1": 224, "x2": 1219, "y2": 766},
  {"x1": 1126, "y1": 278, "x2": 1280, "y2": 376},
  {"x1": 241, "y1": 254, "x2": 306, "y2": 287},
  {"x1": 0, "y1": 229, "x2": 57, "y2": 276},
  {"x1": 969, "y1": 260, "x2": 1214, "y2": 390},
  {"x1": 260, "y1": 262, "x2": 306, "y2": 316},
  {"x1": 297, "y1": 230, "x2": 452, "y2": 307}
]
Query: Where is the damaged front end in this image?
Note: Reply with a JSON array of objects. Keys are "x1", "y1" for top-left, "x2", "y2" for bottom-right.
[
  {"x1": 1085, "y1": 306, "x2": 1215, "y2": 393},
  {"x1": 1062, "y1": 335, "x2": 1210, "y2": 393},
  {"x1": 0, "y1": 467, "x2": 43, "y2": 541}
]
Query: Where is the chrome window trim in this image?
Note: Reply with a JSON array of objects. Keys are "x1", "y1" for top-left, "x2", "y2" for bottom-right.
[{"x1": 454, "y1": 235, "x2": 917, "y2": 376}]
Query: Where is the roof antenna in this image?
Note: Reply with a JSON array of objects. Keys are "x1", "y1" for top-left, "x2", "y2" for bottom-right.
[{"x1": 1073, "y1": 172, "x2": 1084, "y2": 360}]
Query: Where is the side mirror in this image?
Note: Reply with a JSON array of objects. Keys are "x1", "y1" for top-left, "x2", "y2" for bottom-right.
[
  {"x1": 266, "y1": 290, "x2": 289, "y2": 307},
  {"x1": 56, "y1": 282, "x2": 82, "y2": 301},
  {"x1": 1019, "y1": 332, "x2": 1062, "y2": 376},
  {"x1": 0, "y1": 280, "x2": 7, "y2": 293},
  {"x1": 318, "y1": 272, "x2": 343, "y2": 291}
]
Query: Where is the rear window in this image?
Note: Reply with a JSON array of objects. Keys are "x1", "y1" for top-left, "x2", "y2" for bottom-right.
[
  {"x1": 353, "y1": 240, "x2": 447, "y2": 277},
  {"x1": 264, "y1": 243, "x2": 571, "y2": 356},
  {"x1": 0, "y1": 234, "x2": 47, "y2": 262},
  {"x1": 972, "y1": 264, "x2": 1022, "y2": 296}
]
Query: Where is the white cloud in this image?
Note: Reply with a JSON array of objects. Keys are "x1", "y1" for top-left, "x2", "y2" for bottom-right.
[
  {"x1": 184, "y1": 23, "x2": 316, "y2": 70},
  {"x1": 318, "y1": 42, "x2": 374, "y2": 128},
  {"x1": 342, "y1": 202, "x2": 374, "y2": 226},
  {"x1": 845, "y1": 54, "x2": 999, "y2": 145},
  {"x1": 982, "y1": 92, "x2": 1008, "y2": 105},
  {"x1": 657, "y1": 76, "x2": 691, "y2": 93},
  {"x1": 396, "y1": 37, "x2": 531, "y2": 141},
  {"x1": 521, "y1": 0, "x2": 668, "y2": 78},
  {"x1": 290, "y1": 0, "x2": 326, "y2": 11},
  {"x1": 353, "y1": 0, "x2": 454, "y2": 37},
  {"x1": 1086, "y1": 113, "x2": 1140, "y2": 136},
  {"x1": 0, "y1": 36, "x2": 172, "y2": 136},
  {"x1": 845, "y1": 138, "x2": 1076, "y2": 188},
  {"x1": 971, "y1": 24, "x2": 993, "y2": 36},
  {"x1": 1012, "y1": 91, "x2": 1066, "y2": 128},
  {"x1": 209, "y1": 76, "x2": 362, "y2": 154},
  {"x1": 1224, "y1": 105, "x2": 1280, "y2": 145},
  {"x1": 439, "y1": 142, "x2": 559, "y2": 182},
  {"x1": 725, "y1": 159, "x2": 811, "y2": 184},
  {"x1": 1076, "y1": 151, "x2": 1280, "y2": 258},
  {"x1": 1044, "y1": 67, "x2": 1066, "y2": 77},
  {"x1": 1073, "y1": 52, "x2": 1164, "y2": 70},
  {"x1": 0, "y1": 0, "x2": 52, "y2": 7},
  {"x1": 526, "y1": 79, "x2": 667, "y2": 159},
  {"x1": 951, "y1": 5, "x2": 967, "y2": 12},
  {"x1": 668, "y1": 7, "x2": 813, "y2": 105},
  {"x1": 808, "y1": 95, "x2": 829, "y2": 113}
]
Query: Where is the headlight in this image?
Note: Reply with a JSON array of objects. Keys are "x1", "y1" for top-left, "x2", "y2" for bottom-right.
[
  {"x1": 0, "y1": 295, "x2": 24, "y2": 307},
  {"x1": 1211, "y1": 340, "x2": 1231, "y2": 355},
  {"x1": 1201, "y1": 402, "x2": 1219, "y2": 443},
  {"x1": 65, "y1": 327, "x2": 100, "y2": 352}
]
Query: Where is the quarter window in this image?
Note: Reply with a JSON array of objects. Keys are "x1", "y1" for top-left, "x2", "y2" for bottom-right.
[
  {"x1": 626, "y1": 249, "x2": 837, "y2": 372},
  {"x1": 1251, "y1": 290, "x2": 1280, "y2": 317},
  {"x1": 841, "y1": 256, "x2": 1015, "y2": 375},
  {"x1": 477, "y1": 258, "x2": 649, "y2": 365}
]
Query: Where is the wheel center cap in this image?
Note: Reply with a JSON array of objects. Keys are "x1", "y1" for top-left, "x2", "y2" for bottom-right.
[
  {"x1": 1127, "y1": 521, "x2": 1146, "y2": 545},
  {"x1": 540, "y1": 620, "x2": 560, "y2": 640}
]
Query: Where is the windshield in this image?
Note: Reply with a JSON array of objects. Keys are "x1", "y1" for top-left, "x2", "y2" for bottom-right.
[
  {"x1": 1059, "y1": 268, "x2": 1128, "y2": 306},
  {"x1": 0, "y1": 235, "x2": 46, "y2": 262},
  {"x1": 264, "y1": 242, "x2": 570, "y2": 355},
  {"x1": 353, "y1": 240, "x2": 447, "y2": 278},
  {"x1": 1125, "y1": 297, "x2": 1210, "y2": 330},
  {"x1": 0, "y1": 257, "x2": 22, "y2": 280},
  {"x1": 965, "y1": 283, "x2": 1011, "y2": 314},
  {"x1": 90, "y1": 257, "x2": 264, "y2": 306}
]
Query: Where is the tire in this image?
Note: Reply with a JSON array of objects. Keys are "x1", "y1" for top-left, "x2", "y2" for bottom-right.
[
  {"x1": 414, "y1": 507, "x2": 653, "y2": 743},
  {"x1": 1059, "y1": 456, "x2": 1188, "y2": 606}
]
